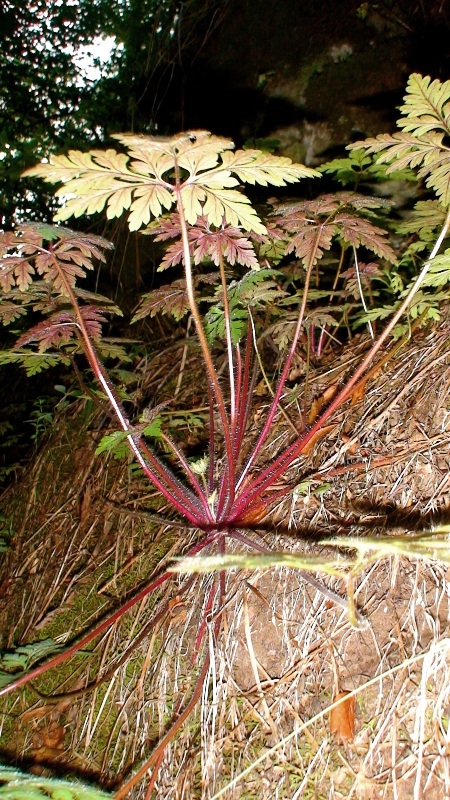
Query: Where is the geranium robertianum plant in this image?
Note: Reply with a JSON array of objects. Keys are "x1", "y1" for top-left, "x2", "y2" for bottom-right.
[{"x1": 2, "y1": 73, "x2": 450, "y2": 797}]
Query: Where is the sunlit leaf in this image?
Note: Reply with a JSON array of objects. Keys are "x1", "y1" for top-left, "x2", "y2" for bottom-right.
[{"x1": 350, "y1": 74, "x2": 450, "y2": 206}]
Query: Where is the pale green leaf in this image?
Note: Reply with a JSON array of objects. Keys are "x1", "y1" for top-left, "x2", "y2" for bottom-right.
[
  {"x1": 0, "y1": 767, "x2": 112, "y2": 800},
  {"x1": 169, "y1": 551, "x2": 348, "y2": 577},
  {"x1": 202, "y1": 188, "x2": 266, "y2": 233},
  {"x1": 128, "y1": 186, "x2": 174, "y2": 231},
  {"x1": 221, "y1": 149, "x2": 319, "y2": 185},
  {"x1": 398, "y1": 73, "x2": 450, "y2": 137},
  {"x1": 179, "y1": 184, "x2": 206, "y2": 225}
]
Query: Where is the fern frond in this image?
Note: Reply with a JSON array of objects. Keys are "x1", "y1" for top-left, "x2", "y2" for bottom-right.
[
  {"x1": 14, "y1": 306, "x2": 108, "y2": 351},
  {"x1": 273, "y1": 193, "x2": 396, "y2": 270},
  {"x1": 0, "y1": 351, "x2": 69, "y2": 376},
  {"x1": 0, "y1": 300, "x2": 28, "y2": 325},
  {"x1": 205, "y1": 269, "x2": 284, "y2": 345},
  {"x1": 349, "y1": 74, "x2": 450, "y2": 206},
  {"x1": 148, "y1": 214, "x2": 260, "y2": 270},
  {"x1": 219, "y1": 149, "x2": 319, "y2": 186},
  {"x1": 0, "y1": 766, "x2": 112, "y2": 800},
  {"x1": 403, "y1": 249, "x2": 450, "y2": 288},
  {"x1": 23, "y1": 131, "x2": 318, "y2": 233},
  {"x1": 0, "y1": 225, "x2": 112, "y2": 294},
  {"x1": 181, "y1": 182, "x2": 265, "y2": 232},
  {"x1": 396, "y1": 200, "x2": 447, "y2": 236},
  {"x1": 398, "y1": 73, "x2": 450, "y2": 137},
  {"x1": 334, "y1": 214, "x2": 397, "y2": 261},
  {"x1": 132, "y1": 273, "x2": 219, "y2": 322}
]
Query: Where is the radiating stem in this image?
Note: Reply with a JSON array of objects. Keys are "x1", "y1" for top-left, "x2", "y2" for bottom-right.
[
  {"x1": 218, "y1": 248, "x2": 236, "y2": 426},
  {"x1": 0, "y1": 570, "x2": 173, "y2": 698},
  {"x1": 115, "y1": 573, "x2": 222, "y2": 800},
  {"x1": 0, "y1": 531, "x2": 221, "y2": 699},
  {"x1": 175, "y1": 188, "x2": 235, "y2": 506},
  {"x1": 233, "y1": 207, "x2": 450, "y2": 516},
  {"x1": 159, "y1": 431, "x2": 214, "y2": 522},
  {"x1": 48, "y1": 248, "x2": 204, "y2": 525},
  {"x1": 236, "y1": 231, "x2": 320, "y2": 489}
]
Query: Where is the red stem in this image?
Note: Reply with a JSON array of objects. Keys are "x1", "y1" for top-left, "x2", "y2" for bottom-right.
[
  {"x1": 232, "y1": 208, "x2": 450, "y2": 517},
  {"x1": 159, "y1": 431, "x2": 214, "y2": 522},
  {"x1": 0, "y1": 531, "x2": 220, "y2": 699},
  {"x1": 175, "y1": 188, "x2": 236, "y2": 509},
  {"x1": 46, "y1": 246, "x2": 205, "y2": 525},
  {"x1": 236, "y1": 235, "x2": 319, "y2": 489},
  {"x1": 115, "y1": 576, "x2": 223, "y2": 799},
  {"x1": 0, "y1": 570, "x2": 173, "y2": 699}
]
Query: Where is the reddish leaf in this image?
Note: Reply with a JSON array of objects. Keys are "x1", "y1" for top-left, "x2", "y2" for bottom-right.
[
  {"x1": 273, "y1": 191, "x2": 397, "y2": 270},
  {"x1": 330, "y1": 691, "x2": 355, "y2": 743},
  {"x1": 0, "y1": 301, "x2": 28, "y2": 325},
  {"x1": 14, "y1": 306, "x2": 108, "y2": 351},
  {"x1": 0, "y1": 225, "x2": 112, "y2": 296},
  {"x1": 148, "y1": 213, "x2": 259, "y2": 270},
  {"x1": 133, "y1": 273, "x2": 219, "y2": 322},
  {"x1": 334, "y1": 214, "x2": 396, "y2": 262},
  {"x1": 300, "y1": 424, "x2": 335, "y2": 455}
]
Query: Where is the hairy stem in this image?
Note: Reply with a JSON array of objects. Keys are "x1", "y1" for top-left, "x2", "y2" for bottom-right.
[
  {"x1": 49, "y1": 248, "x2": 204, "y2": 525},
  {"x1": 233, "y1": 207, "x2": 450, "y2": 515},
  {"x1": 0, "y1": 531, "x2": 220, "y2": 699},
  {"x1": 175, "y1": 190, "x2": 235, "y2": 507},
  {"x1": 236, "y1": 230, "x2": 320, "y2": 489},
  {"x1": 218, "y1": 249, "x2": 236, "y2": 426},
  {"x1": 159, "y1": 431, "x2": 214, "y2": 522}
]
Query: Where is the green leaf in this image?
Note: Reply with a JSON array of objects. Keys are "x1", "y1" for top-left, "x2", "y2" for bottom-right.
[
  {"x1": 0, "y1": 767, "x2": 112, "y2": 800},
  {"x1": 24, "y1": 131, "x2": 318, "y2": 232},
  {"x1": 142, "y1": 417, "x2": 163, "y2": 438},
  {"x1": 0, "y1": 638, "x2": 62, "y2": 683},
  {"x1": 0, "y1": 351, "x2": 70, "y2": 376},
  {"x1": 95, "y1": 430, "x2": 131, "y2": 459},
  {"x1": 349, "y1": 74, "x2": 450, "y2": 206},
  {"x1": 205, "y1": 303, "x2": 248, "y2": 346}
]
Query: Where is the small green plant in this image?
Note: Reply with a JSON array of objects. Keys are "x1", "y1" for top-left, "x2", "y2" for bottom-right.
[
  {"x1": 1, "y1": 74, "x2": 450, "y2": 796},
  {"x1": 0, "y1": 766, "x2": 112, "y2": 800}
]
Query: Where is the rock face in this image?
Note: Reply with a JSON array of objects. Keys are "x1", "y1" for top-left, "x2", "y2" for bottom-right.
[{"x1": 159, "y1": 0, "x2": 450, "y2": 162}]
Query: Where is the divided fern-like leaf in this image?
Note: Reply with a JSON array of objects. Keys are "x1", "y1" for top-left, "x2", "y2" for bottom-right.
[
  {"x1": 0, "y1": 638, "x2": 62, "y2": 686},
  {"x1": 398, "y1": 73, "x2": 450, "y2": 136},
  {"x1": 0, "y1": 225, "x2": 112, "y2": 294},
  {"x1": 273, "y1": 192, "x2": 396, "y2": 270},
  {"x1": 146, "y1": 214, "x2": 260, "y2": 271},
  {"x1": 205, "y1": 269, "x2": 285, "y2": 345},
  {"x1": 132, "y1": 273, "x2": 219, "y2": 322},
  {"x1": 349, "y1": 74, "x2": 450, "y2": 206},
  {"x1": 14, "y1": 307, "x2": 109, "y2": 352},
  {"x1": 23, "y1": 131, "x2": 318, "y2": 233},
  {"x1": 0, "y1": 351, "x2": 70, "y2": 376},
  {"x1": 0, "y1": 767, "x2": 112, "y2": 800}
]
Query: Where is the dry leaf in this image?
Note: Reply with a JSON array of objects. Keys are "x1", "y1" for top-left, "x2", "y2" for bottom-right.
[
  {"x1": 21, "y1": 706, "x2": 54, "y2": 723},
  {"x1": 168, "y1": 595, "x2": 187, "y2": 621},
  {"x1": 330, "y1": 691, "x2": 355, "y2": 743},
  {"x1": 301, "y1": 425, "x2": 335, "y2": 455},
  {"x1": 350, "y1": 376, "x2": 368, "y2": 405},
  {"x1": 340, "y1": 433, "x2": 359, "y2": 455},
  {"x1": 31, "y1": 719, "x2": 65, "y2": 753},
  {"x1": 307, "y1": 384, "x2": 338, "y2": 423}
]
